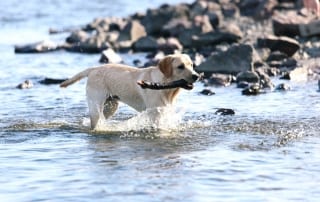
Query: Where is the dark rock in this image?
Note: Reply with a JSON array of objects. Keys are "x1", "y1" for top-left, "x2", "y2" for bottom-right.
[
  {"x1": 64, "y1": 35, "x2": 111, "y2": 53},
  {"x1": 16, "y1": 80, "x2": 33, "y2": 89},
  {"x1": 84, "y1": 17, "x2": 126, "y2": 32},
  {"x1": 191, "y1": 23, "x2": 243, "y2": 48},
  {"x1": 237, "y1": 81, "x2": 250, "y2": 88},
  {"x1": 99, "y1": 48, "x2": 122, "y2": 63},
  {"x1": 204, "y1": 73, "x2": 234, "y2": 86},
  {"x1": 14, "y1": 40, "x2": 59, "y2": 53},
  {"x1": 272, "y1": 11, "x2": 316, "y2": 37},
  {"x1": 236, "y1": 71, "x2": 260, "y2": 83},
  {"x1": 199, "y1": 89, "x2": 215, "y2": 96},
  {"x1": 275, "y1": 83, "x2": 291, "y2": 91},
  {"x1": 256, "y1": 68, "x2": 274, "y2": 89},
  {"x1": 221, "y1": 3, "x2": 239, "y2": 18},
  {"x1": 242, "y1": 83, "x2": 263, "y2": 95},
  {"x1": 195, "y1": 44, "x2": 258, "y2": 75},
  {"x1": 162, "y1": 18, "x2": 192, "y2": 37},
  {"x1": 214, "y1": 108, "x2": 235, "y2": 115},
  {"x1": 257, "y1": 34, "x2": 300, "y2": 57},
  {"x1": 157, "y1": 37, "x2": 183, "y2": 54},
  {"x1": 266, "y1": 51, "x2": 288, "y2": 62},
  {"x1": 132, "y1": 36, "x2": 158, "y2": 52},
  {"x1": 141, "y1": 3, "x2": 190, "y2": 36},
  {"x1": 268, "y1": 58, "x2": 297, "y2": 68},
  {"x1": 39, "y1": 78, "x2": 67, "y2": 85},
  {"x1": 66, "y1": 30, "x2": 88, "y2": 43},
  {"x1": 238, "y1": 0, "x2": 278, "y2": 20}
]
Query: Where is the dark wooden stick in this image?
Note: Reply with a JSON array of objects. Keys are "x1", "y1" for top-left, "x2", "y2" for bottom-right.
[{"x1": 137, "y1": 79, "x2": 189, "y2": 90}]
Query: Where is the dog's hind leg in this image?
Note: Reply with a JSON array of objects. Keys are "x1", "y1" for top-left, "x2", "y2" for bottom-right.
[
  {"x1": 86, "y1": 89, "x2": 107, "y2": 130},
  {"x1": 103, "y1": 96, "x2": 119, "y2": 119}
]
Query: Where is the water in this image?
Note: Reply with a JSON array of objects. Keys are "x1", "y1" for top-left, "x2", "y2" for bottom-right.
[{"x1": 1, "y1": 1, "x2": 320, "y2": 202}]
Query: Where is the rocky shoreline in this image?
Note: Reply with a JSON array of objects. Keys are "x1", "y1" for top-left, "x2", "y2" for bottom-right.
[{"x1": 15, "y1": 0, "x2": 320, "y2": 94}]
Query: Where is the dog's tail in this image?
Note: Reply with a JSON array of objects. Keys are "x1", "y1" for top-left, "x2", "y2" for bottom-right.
[{"x1": 60, "y1": 68, "x2": 95, "y2": 88}]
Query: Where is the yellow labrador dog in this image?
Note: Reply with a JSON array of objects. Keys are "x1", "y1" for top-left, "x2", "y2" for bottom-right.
[{"x1": 60, "y1": 54, "x2": 199, "y2": 130}]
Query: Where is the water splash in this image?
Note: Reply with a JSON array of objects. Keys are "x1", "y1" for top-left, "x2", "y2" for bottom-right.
[{"x1": 83, "y1": 106, "x2": 191, "y2": 137}]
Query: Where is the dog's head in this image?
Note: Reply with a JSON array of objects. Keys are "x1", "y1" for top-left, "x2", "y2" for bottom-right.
[{"x1": 158, "y1": 54, "x2": 200, "y2": 90}]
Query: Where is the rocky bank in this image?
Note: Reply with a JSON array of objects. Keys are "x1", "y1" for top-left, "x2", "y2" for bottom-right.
[{"x1": 15, "y1": 0, "x2": 320, "y2": 94}]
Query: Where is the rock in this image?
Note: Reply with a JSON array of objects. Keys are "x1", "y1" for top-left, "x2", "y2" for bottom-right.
[
  {"x1": 14, "y1": 40, "x2": 59, "y2": 53},
  {"x1": 195, "y1": 44, "x2": 258, "y2": 76},
  {"x1": 199, "y1": 89, "x2": 215, "y2": 96},
  {"x1": 318, "y1": 80, "x2": 320, "y2": 91},
  {"x1": 280, "y1": 66, "x2": 309, "y2": 81},
  {"x1": 99, "y1": 48, "x2": 122, "y2": 63},
  {"x1": 242, "y1": 83, "x2": 263, "y2": 95},
  {"x1": 272, "y1": 11, "x2": 317, "y2": 37},
  {"x1": 158, "y1": 37, "x2": 183, "y2": 54},
  {"x1": 268, "y1": 58, "x2": 297, "y2": 68},
  {"x1": 192, "y1": 23, "x2": 242, "y2": 48},
  {"x1": 162, "y1": 18, "x2": 192, "y2": 37},
  {"x1": 16, "y1": 80, "x2": 33, "y2": 89},
  {"x1": 275, "y1": 83, "x2": 291, "y2": 91},
  {"x1": 117, "y1": 20, "x2": 146, "y2": 43},
  {"x1": 84, "y1": 17, "x2": 126, "y2": 32},
  {"x1": 236, "y1": 71, "x2": 260, "y2": 83},
  {"x1": 266, "y1": 51, "x2": 288, "y2": 62},
  {"x1": 256, "y1": 68, "x2": 274, "y2": 89},
  {"x1": 204, "y1": 73, "x2": 234, "y2": 86},
  {"x1": 214, "y1": 108, "x2": 235, "y2": 115},
  {"x1": 257, "y1": 34, "x2": 300, "y2": 57},
  {"x1": 132, "y1": 36, "x2": 158, "y2": 52},
  {"x1": 64, "y1": 34, "x2": 110, "y2": 53},
  {"x1": 66, "y1": 30, "x2": 88, "y2": 43},
  {"x1": 39, "y1": 78, "x2": 68, "y2": 85},
  {"x1": 141, "y1": 3, "x2": 190, "y2": 36},
  {"x1": 237, "y1": 81, "x2": 250, "y2": 88},
  {"x1": 221, "y1": 2, "x2": 239, "y2": 18},
  {"x1": 238, "y1": 0, "x2": 278, "y2": 20}
]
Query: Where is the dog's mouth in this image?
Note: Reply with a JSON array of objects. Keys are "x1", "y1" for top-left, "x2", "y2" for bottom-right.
[{"x1": 137, "y1": 79, "x2": 194, "y2": 90}]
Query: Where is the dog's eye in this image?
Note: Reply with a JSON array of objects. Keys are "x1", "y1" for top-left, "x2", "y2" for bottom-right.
[{"x1": 177, "y1": 65, "x2": 185, "y2": 70}]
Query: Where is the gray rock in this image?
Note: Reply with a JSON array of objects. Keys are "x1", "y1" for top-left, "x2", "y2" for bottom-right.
[
  {"x1": 66, "y1": 30, "x2": 88, "y2": 43},
  {"x1": 117, "y1": 20, "x2": 146, "y2": 43},
  {"x1": 196, "y1": 44, "x2": 258, "y2": 75},
  {"x1": 132, "y1": 36, "x2": 158, "y2": 52},
  {"x1": 191, "y1": 23, "x2": 243, "y2": 48},
  {"x1": 236, "y1": 71, "x2": 260, "y2": 83},
  {"x1": 64, "y1": 34, "x2": 110, "y2": 53},
  {"x1": 141, "y1": 3, "x2": 190, "y2": 36}
]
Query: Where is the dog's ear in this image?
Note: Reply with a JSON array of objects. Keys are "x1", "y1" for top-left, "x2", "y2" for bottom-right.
[{"x1": 158, "y1": 56, "x2": 173, "y2": 78}]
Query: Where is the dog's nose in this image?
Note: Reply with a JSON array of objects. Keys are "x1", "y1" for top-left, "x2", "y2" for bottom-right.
[{"x1": 192, "y1": 74, "x2": 199, "y2": 81}]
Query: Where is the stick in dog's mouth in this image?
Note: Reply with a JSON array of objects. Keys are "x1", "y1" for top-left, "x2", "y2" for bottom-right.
[{"x1": 137, "y1": 79, "x2": 194, "y2": 90}]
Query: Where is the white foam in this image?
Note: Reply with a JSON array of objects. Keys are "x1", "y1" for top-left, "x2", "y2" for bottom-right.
[{"x1": 82, "y1": 106, "x2": 187, "y2": 136}]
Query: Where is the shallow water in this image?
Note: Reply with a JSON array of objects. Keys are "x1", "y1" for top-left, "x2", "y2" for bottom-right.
[{"x1": 1, "y1": 1, "x2": 320, "y2": 202}]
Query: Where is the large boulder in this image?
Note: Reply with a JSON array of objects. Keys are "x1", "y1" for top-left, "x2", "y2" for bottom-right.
[
  {"x1": 117, "y1": 20, "x2": 146, "y2": 43},
  {"x1": 272, "y1": 10, "x2": 317, "y2": 37},
  {"x1": 257, "y1": 34, "x2": 300, "y2": 56},
  {"x1": 195, "y1": 44, "x2": 259, "y2": 76}
]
